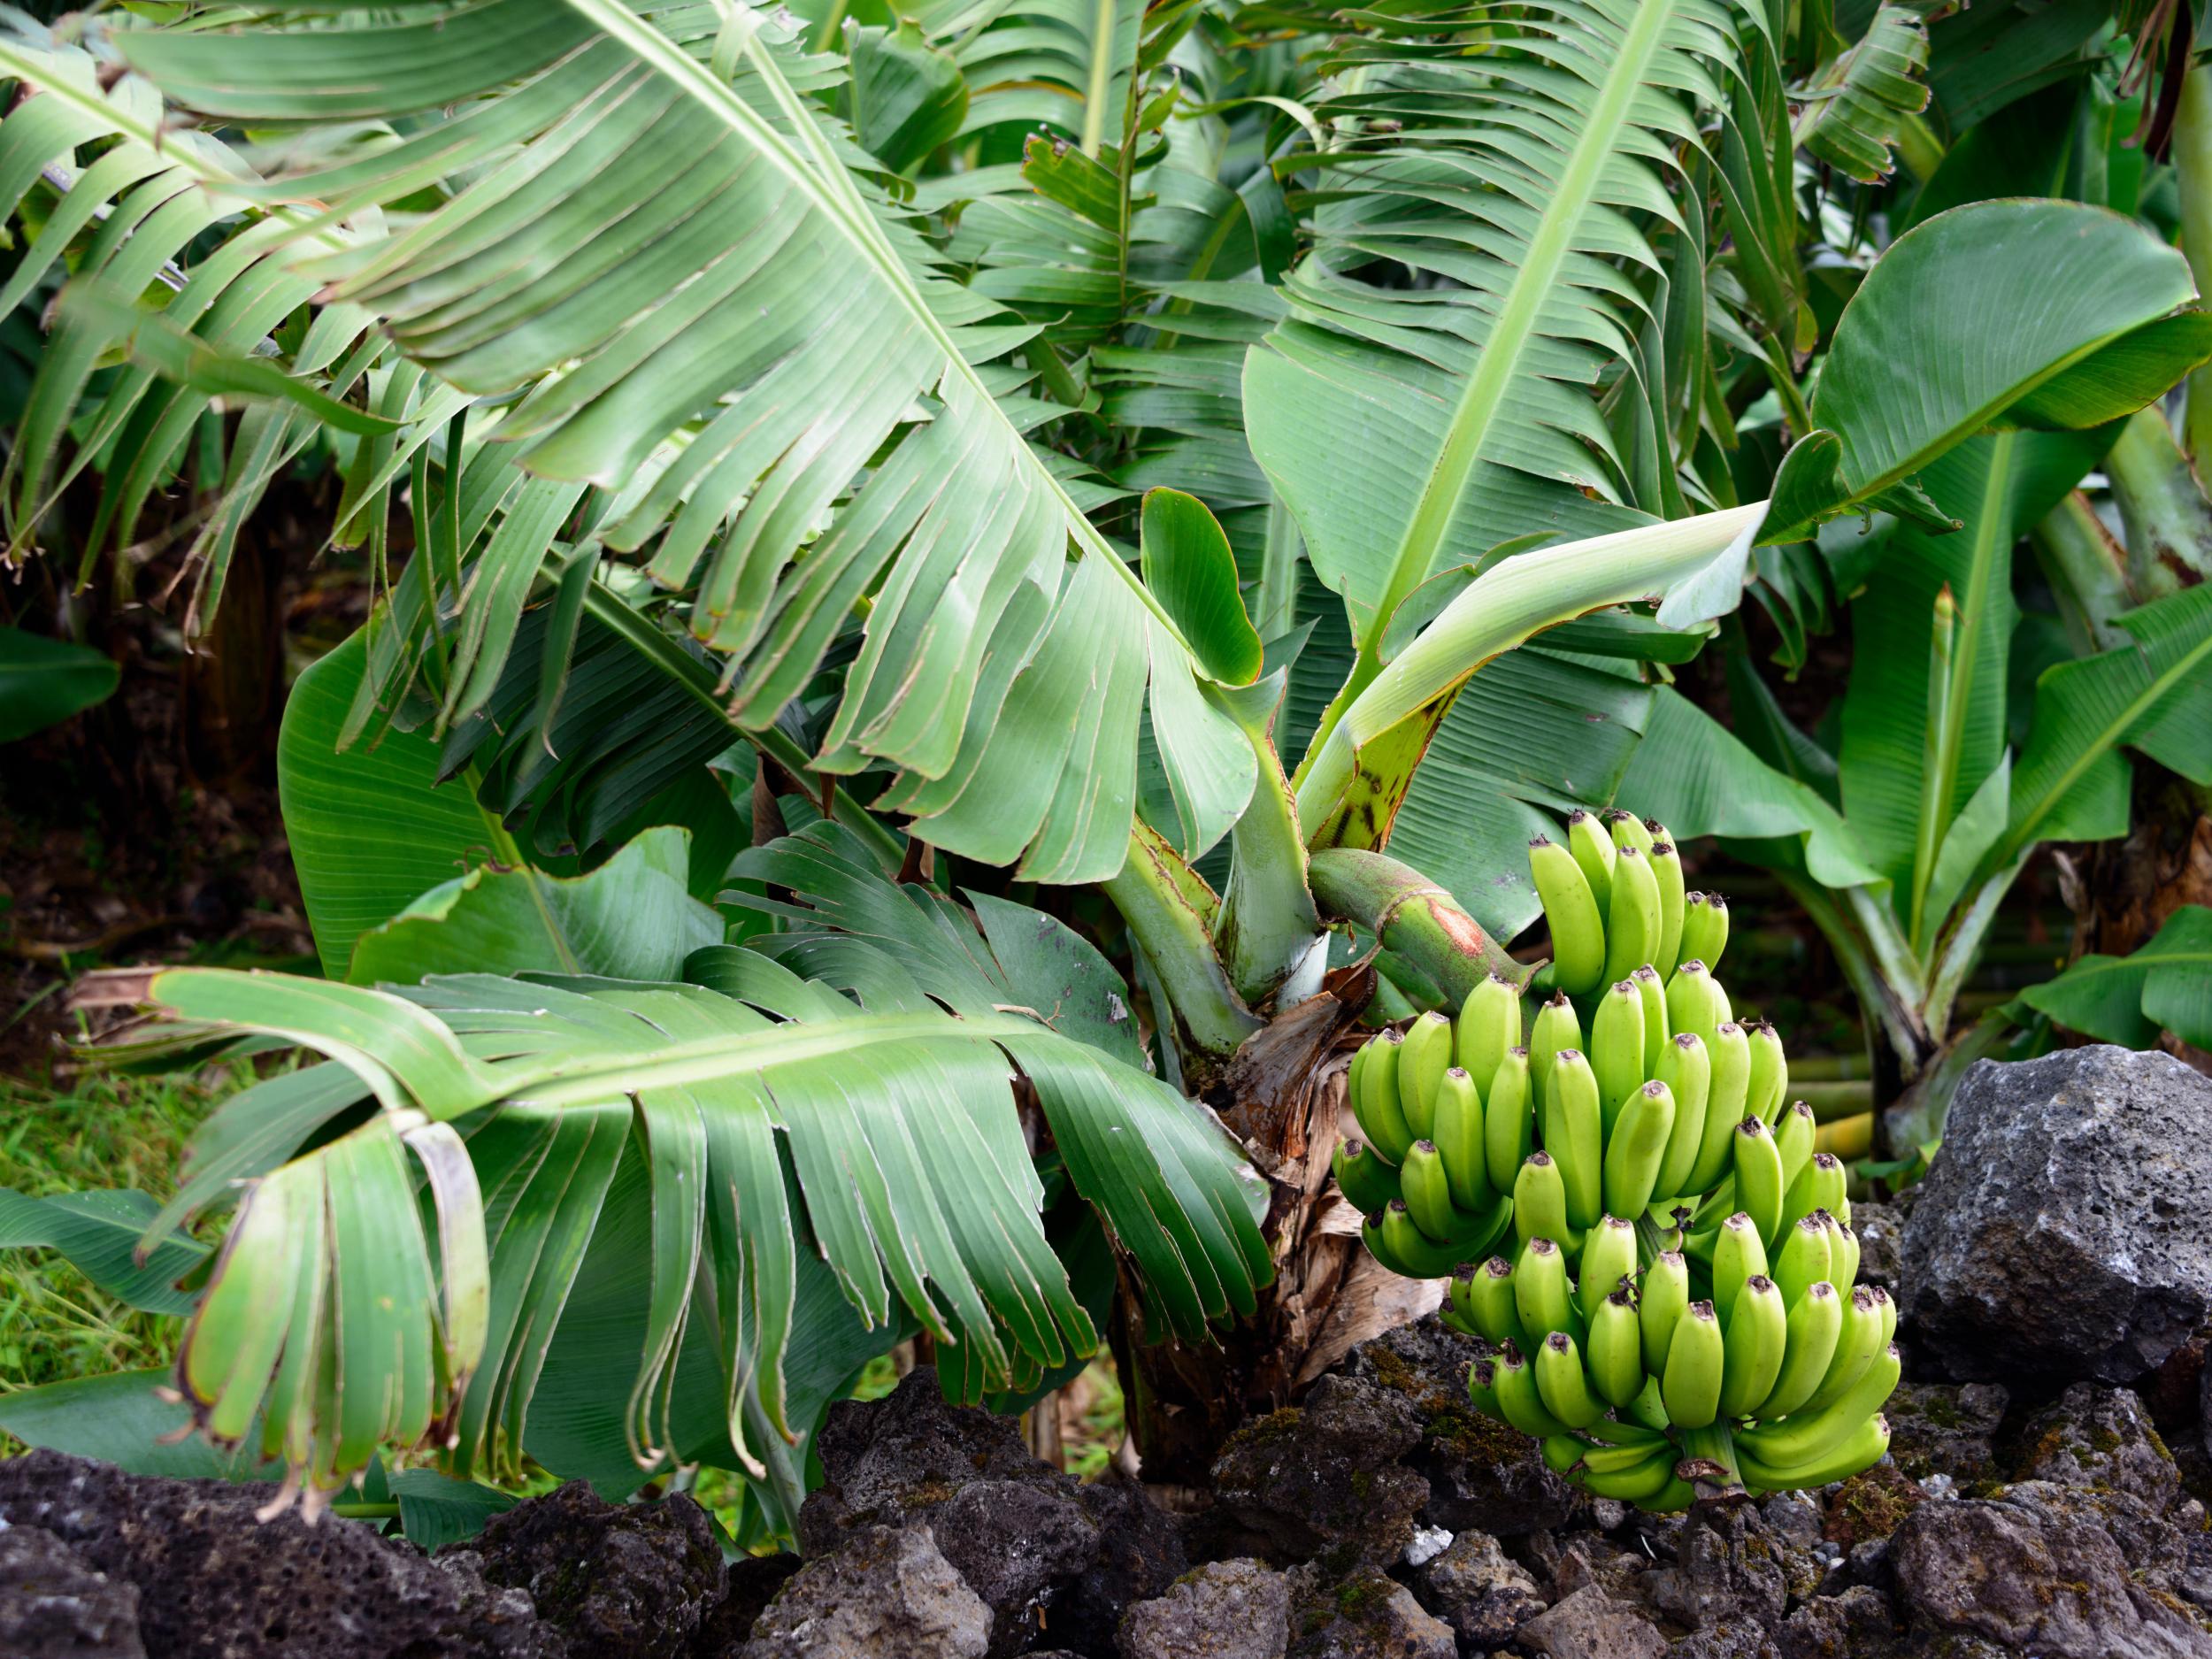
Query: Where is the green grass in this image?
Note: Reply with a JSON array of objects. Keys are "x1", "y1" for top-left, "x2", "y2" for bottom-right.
[{"x1": 0, "y1": 1065, "x2": 223, "y2": 1389}]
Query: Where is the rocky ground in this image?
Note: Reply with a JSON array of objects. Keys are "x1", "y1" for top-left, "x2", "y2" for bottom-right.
[{"x1": 4, "y1": 1044, "x2": 2210, "y2": 1659}]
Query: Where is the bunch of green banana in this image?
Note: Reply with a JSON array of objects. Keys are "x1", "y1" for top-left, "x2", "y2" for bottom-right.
[
  {"x1": 1343, "y1": 805, "x2": 1891, "y2": 1505},
  {"x1": 1340, "y1": 974, "x2": 1526, "y2": 1278},
  {"x1": 1451, "y1": 1204, "x2": 1896, "y2": 1509},
  {"x1": 1531, "y1": 810, "x2": 1702, "y2": 996}
]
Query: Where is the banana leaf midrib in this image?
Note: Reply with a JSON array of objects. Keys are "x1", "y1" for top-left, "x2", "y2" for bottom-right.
[
  {"x1": 1348, "y1": 0, "x2": 1690, "y2": 677},
  {"x1": 556, "y1": 0, "x2": 1195, "y2": 652},
  {"x1": 2001, "y1": 616, "x2": 2212, "y2": 862},
  {"x1": 455, "y1": 1005, "x2": 1063, "y2": 1110}
]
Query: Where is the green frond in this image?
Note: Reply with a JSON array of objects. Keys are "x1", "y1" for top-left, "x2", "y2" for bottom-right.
[
  {"x1": 133, "y1": 834, "x2": 1267, "y2": 1500},
  {"x1": 1243, "y1": 0, "x2": 1750, "y2": 685}
]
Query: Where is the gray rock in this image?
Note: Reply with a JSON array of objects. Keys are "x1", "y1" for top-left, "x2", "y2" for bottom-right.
[
  {"x1": 1514, "y1": 1585, "x2": 1666, "y2": 1659},
  {"x1": 1989, "y1": 1480, "x2": 2195, "y2": 1606},
  {"x1": 458, "y1": 1479, "x2": 724, "y2": 1659},
  {"x1": 0, "y1": 1449, "x2": 557, "y2": 1659},
  {"x1": 1331, "y1": 1317, "x2": 1578, "y2": 1538},
  {"x1": 1887, "y1": 1494, "x2": 2212, "y2": 1658},
  {"x1": 1116, "y1": 1558, "x2": 1287, "y2": 1659},
  {"x1": 1666, "y1": 1622, "x2": 1779, "y2": 1659},
  {"x1": 799, "y1": 1365, "x2": 1077, "y2": 1547},
  {"x1": 1755, "y1": 1492, "x2": 1829, "y2": 1600},
  {"x1": 2185, "y1": 1532, "x2": 2212, "y2": 1612},
  {"x1": 2016, "y1": 1384, "x2": 2183, "y2": 1512},
  {"x1": 690, "y1": 1553, "x2": 802, "y2": 1655},
  {"x1": 1210, "y1": 1375, "x2": 1428, "y2": 1570},
  {"x1": 1884, "y1": 1382, "x2": 2008, "y2": 1486},
  {"x1": 797, "y1": 1368, "x2": 1102, "y2": 1654},
  {"x1": 1900, "y1": 1046, "x2": 2212, "y2": 1386},
  {"x1": 1848, "y1": 1201, "x2": 1904, "y2": 1294},
  {"x1": 741, "y1": 1525, "x2": 990, "y2": 1659},
  {"x1": 0, "y1": 1525, "x2": 144, "y2": 1659},
  {"x1": 1775, "y1": 1585, "x2": 1901, "y2": 1659},
  {"x1": 1411, "y1": 1529, "x2": 1543, "y2": 1647},
  {"x1": 1056, "y1": 1471, "x2": 1188, "y2": 1656},
  {"x1": 1284, "y1": 1571, "x2": 1454, "y2": 1659},
  {"x1": 1643, "y1": 1505, "x2": 1787, "y2": 1633},
  {"x1": 929, "y1": 1481, "x2": 1099, "y2": 1656}
]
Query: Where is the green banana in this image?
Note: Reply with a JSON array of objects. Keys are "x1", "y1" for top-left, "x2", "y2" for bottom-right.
[
  {"x1": 1574, "y1": 1420, "x2": 1671, "y2": 1464},
  {"x1": 1607, "y1": 809, "x2": 1656, "y2": 856},
  {"x1": 1439, "y1": 1301, "x2": 1480, "y2": 1340},
  {"x1": 1740, "y1": 1411, "x2": 1890, "y2": 1492},
  {"x1": 1621, "y1": 1373, "x2": 1672, "y2": 1437},
  {"x1": 1529, "y1": 836, "x2": 1607, "y2": 995},
  {"x1": 1566, "y1": 808, "x2": 1617, "y2": 914},
  {"x1": 1825, "y1": 1214, "x2": 1861, "y2": 1293},
  {"x1": 1604, "y1": 844, "x2": 1663, "y2": 985},
  {"x1": 1685, "y1": 1022, "x2": 1751, "y2": 1196},
  {"x1": 1465, "y1": 1256, "x2": 1528, "y2": 1348},
  {"x1": 1589, "y1": 979, "x2": 1646, "y2": 1133},
  {"x1": 1678, "y1": 891, "x2": 1729, "y2": 975},
  {"x1": 1797, "y1": 1286, "x2": 1886, "y2": 1414},
  {"x1": 1663, "y1": 958, "x2": 1730, "y2": 1053},
  {"x1": 1494, "y1": 1342, "x2": 1574, "y2": 1440},
  {"x1": 1652, "y1": 1032, "x2": 1712, "y2": 1202},
  {"x1": 1399, "y1": 1010, "x2": 1455, "y2": 1141},
  {"x1": 1660, "y1": 1299, "x2": 1725, "y2": 1429},
  {"x1": 1718, "y1": 1274, "x2": 1786, "y2": 1419},
  {"x1": 1542, "y1": 1432, "x2": 1588, "y2": 1476},
  {"x1": 1773, "y1": 1101, "x2": 1817, "y2": 1194},
  {"x1": 1581, "y1": 1448, "x2": 1680, "y2": 1504},
  {"x1": 1400, "y1": 1140, "x2": 1464, "y2": 1245},
  {"x1": 1873, "y1": 1284, "x2": 1896, "y2": 1348},
  {"x1": 1513, "y1": 1151, "x2": 1572, "y2": 1255},
  {"x1": 1602, "y1": 1079, "x2": 1675, "y2": 1223},
  {"x1": 1587, "y1": 1289, "x2": 1647, "y2": 1409},
  {"x1": 1578, "y1": 1213, "x2": 1640, "y2": 1320},
  {"x1": 1455, "y1": 972, "x2": 1522, "y2": 1099},
  {"x1": 1371, "y1": 1202, "x2": 1484, "y2": 1278},
  {"x1": 1355, "y1": 1031, "x2": 1414, "y2": 1164},
  {"x1": 1771, "y1": 1215, "x2": 1833, "y2": 1310},
  {"x1": 1639, "y1": 1248, "x2": 1690, "y2": 1373},
  {"x1": 1738, "y1": 1342, "x2": 1900, "y2": 1468},
  {"x1": 1432, "y1": 1069, "x2": 1488, "y2": 1212},
  {"x1": 1447, "y1": 1263, "x2": 1481, "y2": 1331},
  {"x1": 1709, "y1": 1210, "x2": 1769, "y2": 1327},
  {"x1": 1545, "y1": 1048, "x2": 1605, "y2": 1231},
  {"x1": 1756, "y1": 1279, "x2": 1842, "y2": 1420},
  {"x1": 1632, "y1": 964, "x2": 1670, "y2": 1074},
  {"x1": 1747, "y1": 1021, "x2": 1789, "y2": 1125},
  {"x1": 1648, "y1": 840, "x2": 1686, "y2": 980},
  {"x1": 1535, "y1": 1331, "x2": 1607, "y2": 1430},
  {"x1": 1484, "y1": 1048, "x2": 1534, "y2": 1199},
  {"x1": 1332, "y1": 1140, "x2": 1402, "y2": 1215},
  {"x1": 1515, "y1": 1235, "x2": 1582, "y2": 1345},
  {"x1": 1467, "y1": 1356, "x2": 1502, "y2": 1422},
  {"x1": 1780, "y1": 1151, "x2": 1849, "y2": 1239},
  {"x1": 1732, "y1": 1116, "x2": 1786, "y2": 1247},
  {"x1": 1529, "y1": 993, "x2": 1582, "y2": 1103}
]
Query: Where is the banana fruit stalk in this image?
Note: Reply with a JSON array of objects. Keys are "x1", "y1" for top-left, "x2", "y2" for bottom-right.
[{"x1": 1330, "y1": 804, "x2": 1893, "y2": 1510}]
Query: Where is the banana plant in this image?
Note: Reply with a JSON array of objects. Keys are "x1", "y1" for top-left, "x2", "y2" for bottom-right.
[
  {"x1": 1621, "y1": 33, "x2": 2212, "y2": 1156},
  {"x1": 4, "y1": 0, "x2": 2209, "y2": 1512}
]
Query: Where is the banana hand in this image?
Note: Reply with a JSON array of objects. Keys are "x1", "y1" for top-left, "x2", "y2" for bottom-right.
[
  {"x1": 1530, "y1": 835, "x2": 1607, "y2": 996},
  {"x1": 1660, "y1": 1299, "x2": 1725, "y2": 1430},
  {"x1": 1648, "y1": 836, "x2": 1686, "y2": 980},
  {"x1": 1604, "y1": 843, "x2": 1662, "y2": 986},
  {"x1": 1399, "y1": 1010, "x2": 1455, "y2": 1141},
  {"x1": 1455, "y1": 972, "x2": 1522, "y2": 1100},
  {"x1": 1332, "y1": 1140, "x2": 1402, "y2": 1215}
]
